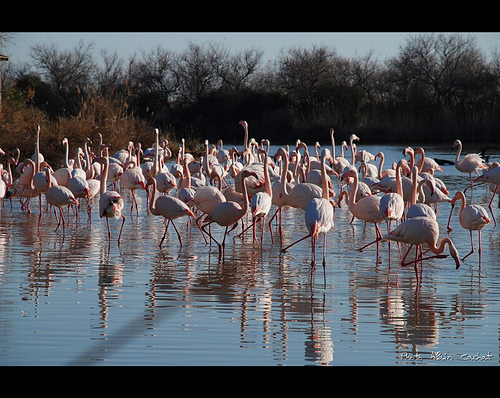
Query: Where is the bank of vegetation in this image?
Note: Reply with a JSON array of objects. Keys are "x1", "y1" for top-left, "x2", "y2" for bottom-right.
[{"x1": 1, "y1": 33, "x2": 499, "y2": 167}]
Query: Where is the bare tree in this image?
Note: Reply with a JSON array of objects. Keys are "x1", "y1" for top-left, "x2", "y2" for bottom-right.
[
  {"x1": 395, "y1": 33, "x2": 486, "y2": 105},
  {"x1": 275, "y1": 45, "x2": 337, "y2": 104},
  {"x1": 210, "y1": 43, "x2": 264, "y2": 91},
  {"x1": 95, "y1": 49, "x2": 126, "y2": 97},
  {"x1": 350, "y1": 51, "x2": 384, "y2": 102},
  {"x1": 130, "y1": 46, "x2": 179, "y2": 104},
  {"x1": 174, "y1": 42, "x2": 218, "y2": 104},
  {"x1": 30, "y1": 40, "x2": 95, "y2": 97}
]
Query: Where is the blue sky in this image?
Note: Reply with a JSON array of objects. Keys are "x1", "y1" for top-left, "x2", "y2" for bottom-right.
[{"x1": 3, "y1": 32, "x2": 500, "y2": 65}]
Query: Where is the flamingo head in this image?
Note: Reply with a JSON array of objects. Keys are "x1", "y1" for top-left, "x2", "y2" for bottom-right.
[
  {"x1": 452, "y1": 139, "x2": 461, "y2": 149},
  {"x1": 449, "y1": 243, "x2": 461, "y2": 270}
]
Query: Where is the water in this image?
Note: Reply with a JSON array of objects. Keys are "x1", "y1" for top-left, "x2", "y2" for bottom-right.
[{"x1": 1, "y1": 144, "x2": 500, "y2": 366}]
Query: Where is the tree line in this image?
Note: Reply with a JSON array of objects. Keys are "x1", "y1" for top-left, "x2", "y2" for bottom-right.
[{"x1": 1, "y1": 33, "x2": 499, "y2": 165}]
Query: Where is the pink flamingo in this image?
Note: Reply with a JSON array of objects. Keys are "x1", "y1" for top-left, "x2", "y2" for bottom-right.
[
  {"x1": 147, "y1": 176, "x2": 203, "y2": 249},
  {"x1": 383, "y1": 216, "x2": 461, "y2": 285},
  {"x1": 447, "y1": 190, "x2": 491, "y2": 261},
  {"x1": 281, "y1": 152, "x2": 335, "y2": 273},
  {"x1": 96, "y1": 156, "x2": 126, "y2": 245},
  {"x1": 471, "y1": 165, "x2": 500, "y2": 225},
  {"x1": 452, "y1": 139, "x2": 488, "y2": 196},
  {"x1": 379, "y1": 159, "x2": 408, "y2": 228},
  {"x1": 268, "y1": 147, "x2": 294, "y2": 247},
  {"x1": 339, "y1": 169, "x2": 385, "y2": 251},
  {"x1": 274, "y1": 147, "x2": 322, "y2": 211},
  {"x1": 201, "y1": 169, "x2": 257, "y2": 257},
  {"x1": 246, "y1": 148, "x2": 273, "y2": 247},
  {"x1": 44, "y1": 168, "x2": 78, "y2": 231}
]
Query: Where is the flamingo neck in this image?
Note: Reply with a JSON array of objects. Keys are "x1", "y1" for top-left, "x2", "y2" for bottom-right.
[
  {"x1": 263, "y1": 156, "x2": 272, "y2": 197},
  {"x1": 279, "y1": 149, "x2": 290, "y2": 196},
  {"x1": 330, "y1": 129, "x2": 336, "y2": 159},
  {"x1": 321, "y1": 156, "x2": 329, "y2": 200},
  {"x1": 148, "y1": 178, "x2": 159, "y2": 216},
  {"x1": 454, "y1": 142, "x2": 462, "y2": 165},
  {"x1": 395, "y1": 162, "x2": 403, "y2": 198},
  {"x1": 99, "y1": 156, "x2": 109, "y2": 195},
  {"x1": 377, "y1": 153, "x2": 385, "y2": 180},
  {"x1": 347, "y1": 171, "x2": 358, "y2": 210}
]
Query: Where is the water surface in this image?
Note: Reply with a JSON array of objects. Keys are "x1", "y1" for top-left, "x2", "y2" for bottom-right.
[{"x1": 1, "y1": 144, "x2": 499, "y2": 366}]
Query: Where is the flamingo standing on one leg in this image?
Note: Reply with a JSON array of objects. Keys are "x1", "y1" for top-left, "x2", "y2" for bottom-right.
[
  {"x1": 383, "y1": 216, "x2": 461, "y2": 286},
  {"x1": 446, "y1": 190, "x2": 491, "y2": 261},
  {"x1": 96, "y1": 155, "x2": 126, "y2": 245},
  {"x1": 202, "y1": 169, "x2": 257, "y2": 257},
  {"x1": 452, "y1": 139, "x2": 488, "y2": 198}
]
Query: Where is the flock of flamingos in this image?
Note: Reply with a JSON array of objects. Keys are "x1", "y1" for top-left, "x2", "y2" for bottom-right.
[{"x1": 1, "y1": 120, "x2": 499, "y2": 284}]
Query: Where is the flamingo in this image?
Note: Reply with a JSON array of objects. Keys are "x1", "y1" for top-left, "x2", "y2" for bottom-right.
[
  {"x1": 452, "y1": 139, "x2": 488, "y2": 196},
  {"x1": 120, "y1": 149, "x2": 147, "y2": 216},
  {"x1": 273, "y1": 147, "x2": 323, "y2": 211},
  {"x1": 67, "y1": 171, "x2": 91, "y2": 222},
  {"x1": 152, "y1": 129, "x2": 177, "y2": 195},
  {"x1": 406, "y1": 166, "x2": 437, "y2": 220},
  {"x1": 281, "y1": 152, "x2": 335, "y2": 273},
  {"x1": 44, "y1": 168, "x2": 78, "y2": 231},
  {"x1": 245, "y1": 148, "x2": 273, "y2": 247},
  {"x1": 472, "y1": 164, "x2": 500, "y2": 225},
  {"x1": 446, "y1": 190, "x2": 491, "y2": 261},
  {"x1": 339, "y1": 169, "x2": 385, "y2": 251},
  {"x1": 414, "y1": 147, "x2": 443, "y2": 174},
  {"x1": 146, "y1": 176, "x2": 202, "y2": 249},
  {"x1": 383, "y1": 216, "x2": 460, "y2": 285},
  {"x1": 201, "y1": 169, "x2": 257, "y2": 257},
  {"x1": 52, "y1": 138, "x2": 73, "y2": 187},
  {"x1": 379, "y1": 159, "x2": 408, "y2": 228},
  {"x1": 328, "y1": 129, "x2": 350, "y2": 175},
  {"x1": 268, "y1": 148, "x2": 294, "y2": 247},
  {"x1": 96, "y1": 155, "x2": 125, "y2": 245},
  {"x1": 204, "y1": 140, "x2": 227, "y2": 187}
]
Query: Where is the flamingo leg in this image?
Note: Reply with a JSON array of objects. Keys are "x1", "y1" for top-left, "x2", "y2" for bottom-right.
[
  {"x1": 170, "y1": 220, "x2": 183, "y2": 249},
  {"x1": 267, "y1": 207, "x2": 279, "y2": 246},
  {"x1": 488, "y1": 186, "x2": 498, "y2": 226},
  {"x1": 159, "y1": 219, "x2": 171, "y2": 248},
  {"x1": 201, "y1": 222, "x2": 222, "y2": 253},
  {"x1": 311, "y1": 234, "x2": 317, "y2": 268},
  {"x1": 117, "y1": 214, "x2": 125, "y2": 246},
  {"x1": 461, "y1": 230, "x2": 475, "y2": 261},
  {"x1": 358, "y1": 223, "x2": 382, "y2": 251},
  {"x1": 281, "y1": 233, "x2": 312, "y2": 253}
]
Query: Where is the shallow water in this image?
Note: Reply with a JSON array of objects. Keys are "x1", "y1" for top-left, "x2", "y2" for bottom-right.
[{"x1": 1, "y1": 144, "x2": 500, "y2": 366}]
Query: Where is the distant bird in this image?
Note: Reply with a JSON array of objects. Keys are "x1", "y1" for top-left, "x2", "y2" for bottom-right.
[
  {"x1": 383, "y1": 216, "x2": 461, "y2": 285},
  {"x1": 447, "y1": 190, "x2": 491, "y2": 261},
  {"x1": 96, "y1": 156, "x2": 126, "y2": 245},
  {"x1": 452, "y1": 139, "x2": 488, "y2": 196}
]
